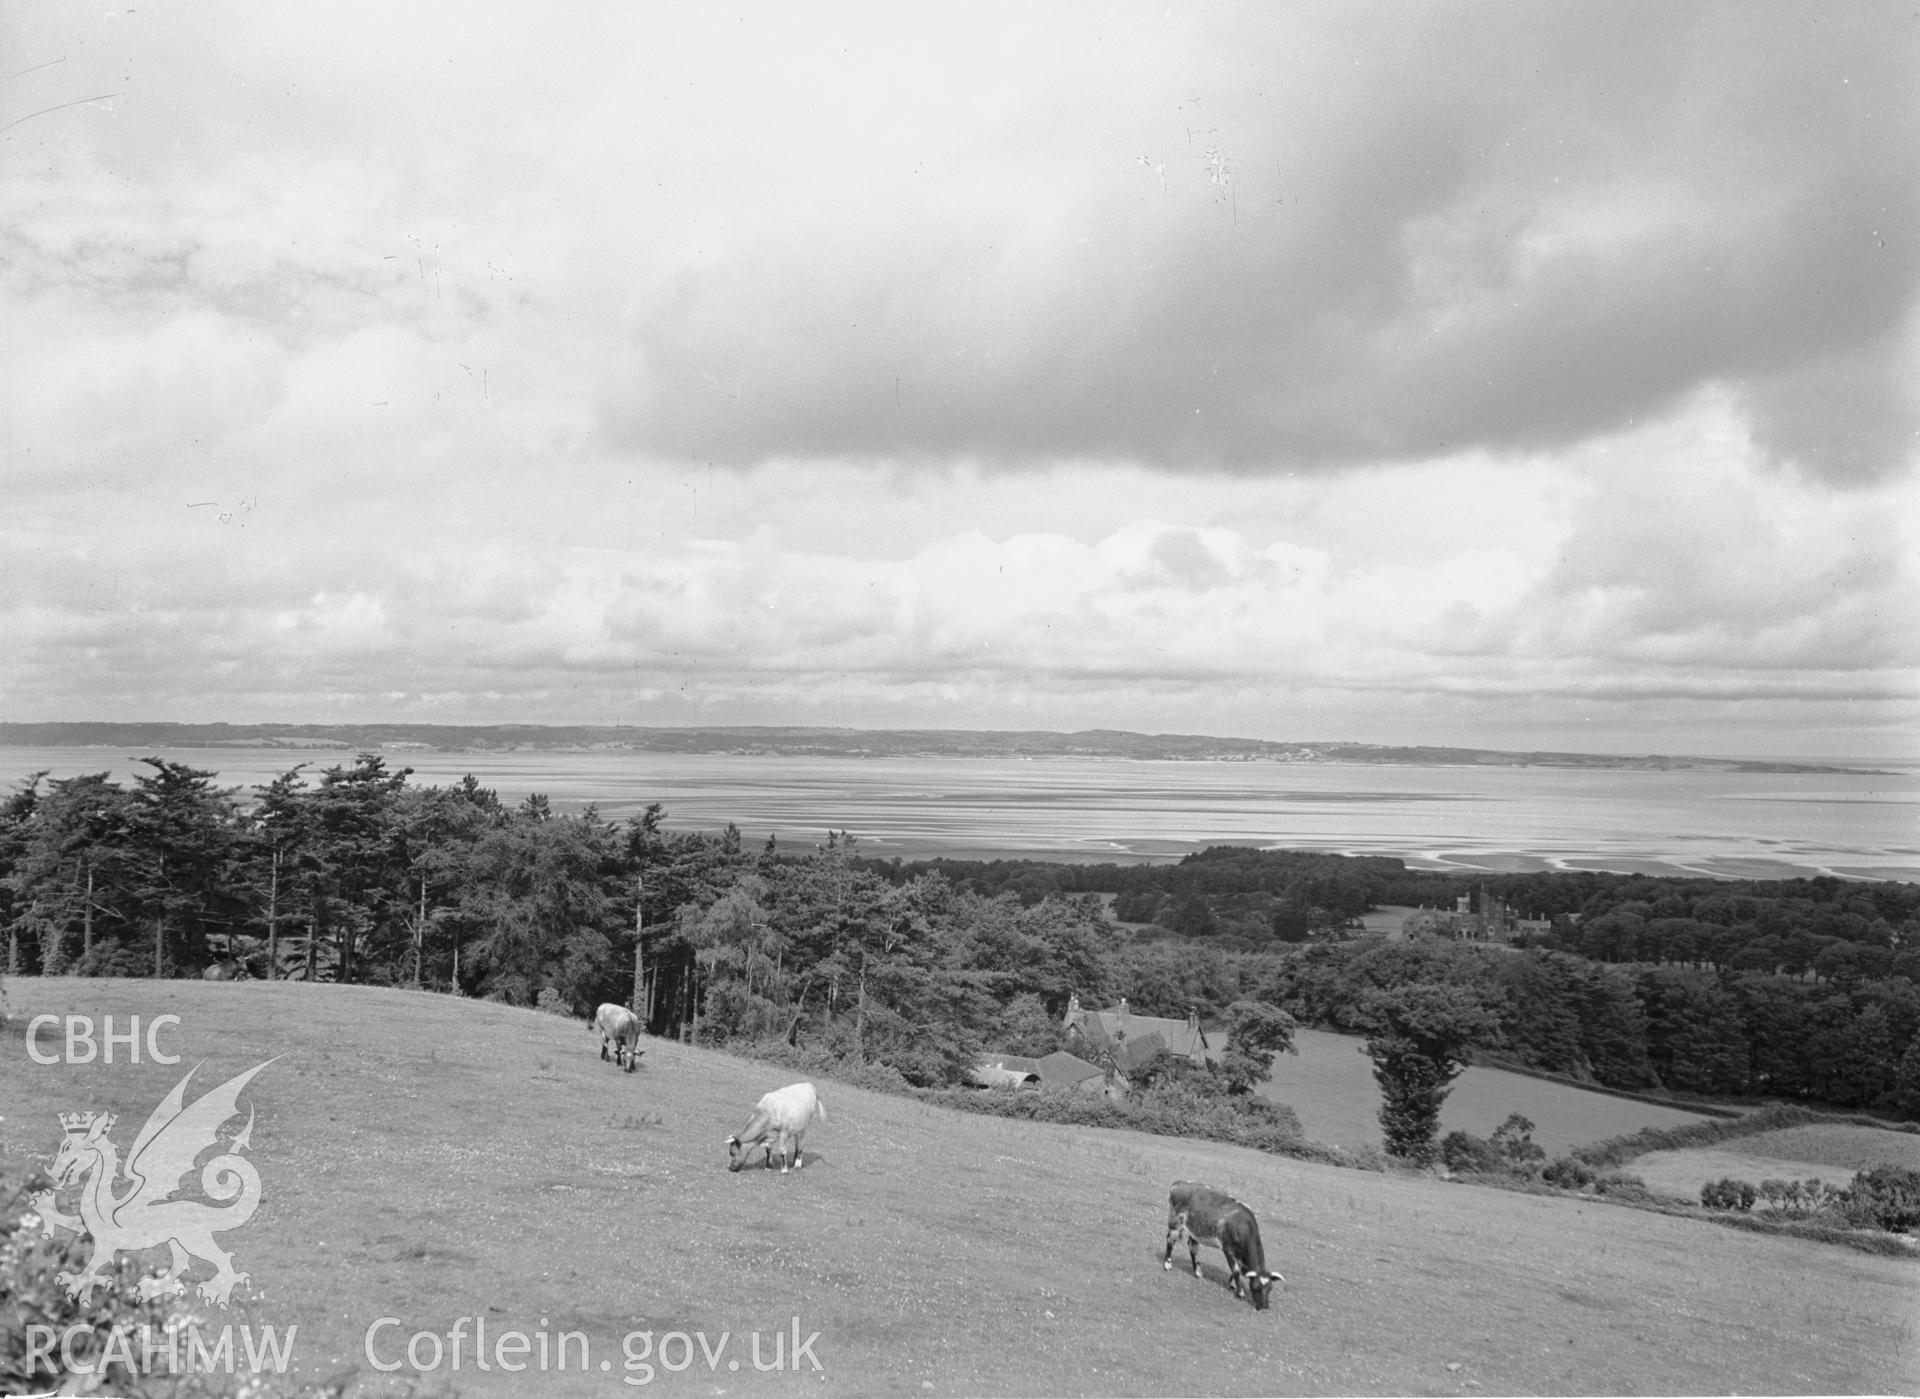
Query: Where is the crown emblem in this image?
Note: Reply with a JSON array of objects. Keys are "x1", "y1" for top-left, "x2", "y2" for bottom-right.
[{"x1": 58, "y1": 1110, "x2": 110, "y2": 1134}]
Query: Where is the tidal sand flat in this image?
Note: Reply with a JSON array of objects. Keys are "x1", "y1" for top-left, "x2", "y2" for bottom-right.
[{"x1": 3, "y1": 746, "x2": 1915, "y2": 881}]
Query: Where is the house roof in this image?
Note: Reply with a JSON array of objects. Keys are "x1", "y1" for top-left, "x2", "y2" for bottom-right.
[
  {"x1": 1033, "y1": 1050, "x2": 1106, "y2": 1087},
  {"x1": 1067, "y1": 1004, "x2": 1213, "y2": 1062},
  {"x1": 1109, "y1": 1029, "x2": 1171, "y2": 1074}
]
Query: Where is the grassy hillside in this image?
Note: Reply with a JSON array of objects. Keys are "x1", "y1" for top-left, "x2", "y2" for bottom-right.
[
  {"x1": 1260, "y1": 1028, "x2": 1717, "y2": 1156},
  {"x1": 3, "y1": 979, "x2": 1915, "y2": 1397}
]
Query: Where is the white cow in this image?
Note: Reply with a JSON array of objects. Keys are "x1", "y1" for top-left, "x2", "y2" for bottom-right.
[
  {"x1": 726, "y1": 1082, "x2": 827, "y2": 1174},
  {"x1": 594, "y1": 1003, "x2": 644, "y2": 1072}
]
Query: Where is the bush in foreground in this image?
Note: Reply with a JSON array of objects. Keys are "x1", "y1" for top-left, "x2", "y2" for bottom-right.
[
  {"x1": 1, "y1": 1163, "x2": 268, "y2": 1398},
  {"x1": 1, "y1": 1161, "x2": 441, "y2": 1398}
]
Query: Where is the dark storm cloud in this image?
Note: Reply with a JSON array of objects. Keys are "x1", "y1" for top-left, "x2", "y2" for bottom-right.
[{"x1": 597, "y1": 4, "x2": 1918, "y2": 480}]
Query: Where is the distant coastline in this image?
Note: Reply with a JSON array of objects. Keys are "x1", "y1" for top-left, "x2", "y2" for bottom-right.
[{"x1": 0, "y1": 721, "x2": 1889, "y2": 776}]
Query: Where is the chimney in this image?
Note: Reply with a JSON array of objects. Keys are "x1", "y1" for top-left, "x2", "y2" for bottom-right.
[{"x1": 1117, "y1": 997, "x2": 1129, "y2": 1025}]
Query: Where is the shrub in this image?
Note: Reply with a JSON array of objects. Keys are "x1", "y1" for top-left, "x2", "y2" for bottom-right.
[
  {"x1": 1758, "y1": 1177, "x2": 1841, "y2": 1218},
  {"x1": 1807, "y1": 1204, "x2": 1853, "y2": 1231},
  {"x1": 535, "y1": 986, "x2": 574, "y2": 1016},
  {"x1": 737, "y1": 1036, "x2": 918, "y2": 1094},
  {"x1": 1701, "y1": 1177, "x2": 1758, "y2": 1211},
  {"x1": 1541, "y1": 1156, "x2": 1596, "y2": 1190},
  {"x1": 1841, "y1": 1165, "x2": 1920, "y2": 1232},
  {"x1": 1574, "y1": 1104, "x2": 1823, "y2": 1171},
  {"x1": 67, "y1": 941, "x2": 155, "y2": 979},
  {"x1": 1593, "y1": 1172, "x2": 1651, "y2": 1202},
  {"x1": 1489, "y1": 1112, "x2": 1547, "y2": 1173},
  {"x1": 1439, "y1": 1130, "x2": 1504, "y2": 1175},
  {"x1": 921, "y1": 1084, "x2": 1342, "y2": 1167},
  {"x1": 2, "y1": 1164, "x2": 270, "y2": 1397}
]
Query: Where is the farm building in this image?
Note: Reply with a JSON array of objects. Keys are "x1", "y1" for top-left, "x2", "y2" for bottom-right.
[
  {"x1": 967, "y1": 1049, "x2": 1118, "y2": 1096},
  {"x1": 1033, "y1": 1050, "x2": 1110, "y2": 1093},
  {"x1": 1063, "y1": 994, "x2": 1216, "y2": 1066},
  {"x1": 967, "y1": 1055, "x2": 1042, "y2": 1090}
]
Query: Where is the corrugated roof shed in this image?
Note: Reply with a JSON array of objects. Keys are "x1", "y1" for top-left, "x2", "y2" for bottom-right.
[
  {"x1": 980, "y1": 1053, "x2": 1043, "y2": 1076},
  {"x1": 968, "y1": 1063, "x2": 1041, "y2": 1090}
]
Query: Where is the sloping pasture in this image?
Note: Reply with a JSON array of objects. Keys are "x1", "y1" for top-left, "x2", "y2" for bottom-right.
[
  {"x1": 3, "y1": 979, "x2": 1915, "y2": 1397},
  {"x1": 1260, "y1": 1028, "x2": 1718, "y2": 1156}
]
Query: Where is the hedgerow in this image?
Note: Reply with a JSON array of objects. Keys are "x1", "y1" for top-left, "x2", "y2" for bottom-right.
[
  {"x1": 917, "y1": 1083, "x2": 1351, "y2": 1168},
  {"x1": 1573, "y1": 1103, "x2": 1824, "y2": 1169}
]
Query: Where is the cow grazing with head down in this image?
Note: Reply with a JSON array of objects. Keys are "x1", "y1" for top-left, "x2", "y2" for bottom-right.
[
  {"x1": 1164, "y1": 1181, "x2": 1283, "y2": 1310},
  {"x1": 726, "y1": 1082, "x2": 826, "y2": 1174},
  {"x1": 594, "y1": 1003, "x2": 644, "y2": 1072}
]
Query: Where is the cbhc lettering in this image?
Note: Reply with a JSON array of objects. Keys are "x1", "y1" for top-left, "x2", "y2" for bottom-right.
[{"x1": 25, "y1": 1014, "x2": 182, "y2": 1065}]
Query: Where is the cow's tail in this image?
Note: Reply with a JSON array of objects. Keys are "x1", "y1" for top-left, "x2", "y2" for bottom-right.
[{"x1": 815, "y1": 1096, "x2": 828, "y2": 1124}]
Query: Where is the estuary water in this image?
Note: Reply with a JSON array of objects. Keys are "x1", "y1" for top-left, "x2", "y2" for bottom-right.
[{"x1": 3, "y1": 745, "x2": 1916, "y2": 882}]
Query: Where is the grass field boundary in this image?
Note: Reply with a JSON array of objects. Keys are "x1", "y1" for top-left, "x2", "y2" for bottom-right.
[
  {"x1": 1575, "y1": 1103, "x2": 1920, "y2": 1172},
  {"x1": 1441, "y1": 1167, "x2": 1920, "y2": 1259},
  {"x1": 913, "y1": 1084, "x2": 1364, "y2": 1170},
  {"x1": 1469, "y1": 1050, "x2": 1747, "y2": 1119}
]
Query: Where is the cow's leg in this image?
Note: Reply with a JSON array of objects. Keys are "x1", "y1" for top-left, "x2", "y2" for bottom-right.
[
  {"x1": 1163, "y1": 1217, "x2": 1181, "y2": 1271},
  {"x1": 600, "y1": 1035, "x2": 611, "y2": 1062},
  {"x1": 791, "y1": 1130, "x2": 805, "y2": 1169},
  {"x1": 1189, "y1": 1235, "x2": 1201, "y2": 1277}
]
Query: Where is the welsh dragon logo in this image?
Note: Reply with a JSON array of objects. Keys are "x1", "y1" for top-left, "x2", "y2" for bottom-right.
[{"x1": 30, "y1": 1059, "x2": 276, "y2": 1308}]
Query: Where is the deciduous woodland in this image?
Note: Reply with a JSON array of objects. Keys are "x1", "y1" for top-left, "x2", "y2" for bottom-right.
[{"x1": 5, "y1": 756, "x2": 1918, "y2": 1119}]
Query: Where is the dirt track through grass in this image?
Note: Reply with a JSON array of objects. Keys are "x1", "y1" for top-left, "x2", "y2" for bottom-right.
[{"x1": 4, "y1": 979, "x2": 1916, "y2": 1397}]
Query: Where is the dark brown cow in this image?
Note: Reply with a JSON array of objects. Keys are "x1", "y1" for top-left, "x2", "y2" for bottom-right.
[{"x1": 1164, "y1": 1180, "x2": 1283, "y2": 1309}]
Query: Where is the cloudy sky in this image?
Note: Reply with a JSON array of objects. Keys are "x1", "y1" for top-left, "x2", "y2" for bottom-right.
[{"x1": 4, "y1": 2, "x2": 1916, "y2": 760}]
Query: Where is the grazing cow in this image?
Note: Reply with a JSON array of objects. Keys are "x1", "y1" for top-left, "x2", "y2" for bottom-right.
[
  {"x1": 726, "y1": 1082, "x2": 826, "y2": 1174},
  {"x1": 203, "y1": 960, "x2": 249, "y2": 982},
  {"x1": 594, "y1": 1003, "x2": 644, "y2": 1072},
  {"x1": 1164, "y1": 1181, "x2": 1283, "y2": 1310}
]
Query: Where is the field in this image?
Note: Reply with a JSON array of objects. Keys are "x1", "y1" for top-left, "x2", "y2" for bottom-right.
[
  {"x1": 1627, "y1": 1124, "x2": 1920, "y2": 1206},
  {"x1": 1260, "y1": 1028, "x2": 1717, "y2": 1157},
  {"x1": 3, "y1": 979, "x2": 1917, "y2": 1397}
]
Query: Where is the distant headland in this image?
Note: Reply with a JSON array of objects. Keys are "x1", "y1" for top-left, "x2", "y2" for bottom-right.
[{"x1": 0, "y1": 722, "x2": 1889, "y2": 776}]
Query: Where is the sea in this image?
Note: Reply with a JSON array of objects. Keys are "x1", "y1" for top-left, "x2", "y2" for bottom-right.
[{"x1": 3, "y1": 744, "x2": 1916, "y2": 883}]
